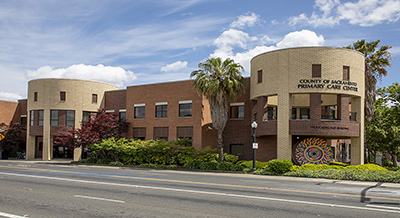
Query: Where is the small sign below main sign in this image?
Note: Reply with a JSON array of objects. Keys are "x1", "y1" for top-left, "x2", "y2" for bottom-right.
[
  {"x1": 252, "y1": 143, "x2": 258, "y2": 149},
  {"x1": 0, "y1": 133, "x2": 4, "y2": 141}
]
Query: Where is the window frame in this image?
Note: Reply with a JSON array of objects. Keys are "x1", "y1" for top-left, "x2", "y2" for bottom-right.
[
  {"x1": 230, "y1": 103, "x2": 245, "y2": 119},
  {"x1": 66, "y1": 110, "x2": 75, "y2": 127},
  {"x1": 50, "y1": 110, "x2": 59, "y2": 127},
  {"x1": 34, "y1": 92, "x2": 38, "y2": 102},
  {"x1": 257, "y1": 70, "x2": 262, "y2": 84},
  {"x1": 343, "y1": 66, "x2": 350, "y2": 80},
  {"x1": 37, "y1": 110, "x2": 44, "y2": 126},
  {"x1": 155, "y1": 102, "x2": 168, "y2": 118},
  {"x1": 60, "y1": 91, "x2": 66, "y2": 101},
  {"x1": 179, "y1": 101, "x2": 192, "y2": 118},
  {"x1": 312, "y1": 64, "x2": 321, "y2": 78},
  {"x1": 92, "y1": 93, "x2": 98, "y2": 104},
  {"x1": 134, "y1": 104, "x2": 145, "y2": 119}
]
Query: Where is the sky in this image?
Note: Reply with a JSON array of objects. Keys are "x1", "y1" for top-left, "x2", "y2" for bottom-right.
[{"x1": 1, "y1": 0, "x2": 400, "y2": 102}]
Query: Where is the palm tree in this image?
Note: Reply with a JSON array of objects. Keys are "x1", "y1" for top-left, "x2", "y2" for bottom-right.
[
  {"x1": 346, "y1": 39, "x2": 393, "y2": 163},
  {"x1": 345, "y1": 39, "x2": 392, "y2": 121},
  {"x1": 191, "y1": 57, "x2": 245, "y2": 162}
]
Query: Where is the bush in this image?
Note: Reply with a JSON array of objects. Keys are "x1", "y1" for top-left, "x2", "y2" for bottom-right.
[
  {"x1": 109, "y1": 161, "x2": 123, "y2": 166},
  {"x1": 199, "y1": 162, "x2": 218, "y2": 170},
  {"x1": 96, "y1": 159, "x2": 112, "y2": 165},
  {"x1": 268, "y1": 159, "x2": 293, "y2": 174},
  {"x1": 217, "y1": 162, "x2": 234, "y2": 171},
  {"x1": 345, "y1": 164, "x2": 387, "y2": 171},
  {"x1": 253, "y1": 169, "x2": 277, "y2": 175},
  {"x1": 238, "y1": 160, "x2": 268, "y2": 169},
  {"x1": 184, "y1": 161, "x2": 201, "y2": 169},
  {"x1": 329, "y1": 162, "x2": 349, "y2": 167},
  {"x1": 230, "y1": 164, "x2": 245, "y2": 171},
  {"x1": 224, "y1": 154, "x2": 239, "y2": 163},
  {"x1": 291, "y1": 163, "x2": 345, "y2": 171}
]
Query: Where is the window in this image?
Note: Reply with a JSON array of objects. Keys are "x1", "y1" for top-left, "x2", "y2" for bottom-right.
[
  {"x1": 343, "y1": 66, "x2": 350, "y2": 80},
  {"x1": 82, "y1": 111, "x2": 96, "y2": 122},
  {"x1": 38, "y1": 110, "x2": 44, "y2": 126},
  {"x1": 154, "y1": 127, "x2": 168, "y2": 141},
  {"x1": 230, "y1": 103, "x2": 244, "y2": 119},
  {"x1": 230, "y1": 144, "x2": 244, "y2": 158},
  {"x1": 133, "y1": 127, "x2": 146, "y2": 140},
  {"x1": 155, "y1": 102, "x2": 168, "y2": 118},
  {"x1": 179, "y1": 101, "x2": 192, "y2": 117},
  {"x1": 267, "y1": 107, "x2": 277, "y2": 120},
  {"x1": 134, "y1": 104, "x2": 145, "y2": 119},
  {"x1": 34, "y1": 92, "x2": 38, "y2": 102},
  {"x1": 312, "y1": 64, "x2": 321, "y2": 78},
  {"x1": 66, "y1": 110, "x2": 75, "y2": 127},
  {"x1": 119, "y1": 110, "x2": 126, "y2": 121},
  {"x1": 321, "y1": 106, "x2": 337, "y2": 120},
  {"x1": 257, "y1": 70, "x2": 262, "y2": 83},
  {"x1": 60, "y1": 91, "x2": 66, "y2": 101},
  {"x1": 50, "y1": 110, "x2": 59, "y2": 126},
  {"x1": 291, "y1": 108, "x2": 297, "y2": 120},
  {"x1": 20, "y1": 115, "x2": 27, "y2": 126},
  {"x1": 92, "y1": 94, "x2": 98, "y2": 104},
  {"x1": 300, "y1": 108, "x2": 310, "y2": 119},
  {"x1": 177, "y1": 127, "x2": 193, "y2": 147},
  {"x1": 30, "y1": 110, "x2": 34, "y2": 126}
]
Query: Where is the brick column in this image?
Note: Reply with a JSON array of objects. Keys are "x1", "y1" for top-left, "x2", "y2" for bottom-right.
[
  {"x1": 337, "y1": 95, "x2": 350, "y2": 121},
  {"x1": 257, "y1": 96, "x2": 267, "y2": 122},
  {"x1": 310, "y1": 93, "x2": 321, "y2": 121}
]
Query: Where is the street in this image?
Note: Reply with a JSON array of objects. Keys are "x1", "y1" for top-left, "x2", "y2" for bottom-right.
[{"x1": 0, "y1": 160, "x2": 399, "y2": 218}]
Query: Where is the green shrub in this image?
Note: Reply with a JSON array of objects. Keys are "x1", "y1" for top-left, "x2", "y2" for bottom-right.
[
  {"x1": 242, "y1": 168, "x2": 252, "y2": 173},
  {"x1": 199, "y1": 162, "x2": 218, "y2": 170},
  {"x1": 184, "y1": 161, "x2": 201, "y2": 169},
  {"x1": 140, "y1": 163, "x2": 164, "y2": 168},
  {"x1": 109, "y1": 161, "x2": 123, "y2": 166},
  {"x1": 382, "y1": 156, "x2": 393, "y2": 167},
  {"x1": 81, "y1": 158, "x2": 97, "y2": 164},
  {"x1": 291, "y1": 163, "x2": 345, "y2": 171},
  {"x1": 230, "y1": 164, "x2": 245, "y2": 171},
  {"x1": 96, "y1": 159, "x2": 112, "y2": 164},
  {"x1": 217, "y1": 162, "x2": 234, "y2": 171},
  {"x1": 224, "y1": 154, "x2": 239, "y2": 163},
  {"x1": 329, "y1": 162, "x2": 349, "y2": 167},
  {"x1": 238, "y1": 160, "x2": 268, "y2": 169},
  {"x1": 268, "y1": 159, "x2": 293, "y2": 174},
  {"x1": 167, "y1": 164, "x2": 178, "y2": 169},
  {"x1": 386, "y1": 167, "x2": 400, "y2": 172},
  {"x1": 345, "y1": 164, "x2": 387, "y2": 171},
  {"x1": 254, "y1": 169, "x2": 277, "y2": 175}
]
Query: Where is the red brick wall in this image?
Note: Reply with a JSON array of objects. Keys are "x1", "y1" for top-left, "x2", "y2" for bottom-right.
[{"x1": 0, "y1": 100, "x2": 18, "y2": 126}]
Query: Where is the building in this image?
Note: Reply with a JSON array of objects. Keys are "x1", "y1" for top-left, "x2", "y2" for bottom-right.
[{"x1": 1, "y1": 46, "x2": 365, "y2": 164}]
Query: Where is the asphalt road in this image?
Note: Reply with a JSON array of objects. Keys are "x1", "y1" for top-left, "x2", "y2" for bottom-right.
[{"x1": 0, "y1": 160, "x2": 399, "y2": 218}]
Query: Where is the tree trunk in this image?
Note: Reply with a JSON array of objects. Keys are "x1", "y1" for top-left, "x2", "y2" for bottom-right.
[
  {"x1": 217, "y1": 130, "x2": 224, "y2": 162},
  {"x1": 391, "y1": 154, "x2": 398, "y2": 167}
]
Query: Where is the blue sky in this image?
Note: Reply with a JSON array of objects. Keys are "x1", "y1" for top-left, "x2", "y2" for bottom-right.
[{"x1": 1, "y1": 0, "x2": 400, "y2": 101}]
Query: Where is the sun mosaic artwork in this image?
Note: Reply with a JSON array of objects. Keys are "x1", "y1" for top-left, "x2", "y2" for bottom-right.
[{"x1": 293, "y1": 138, "x2": 333, "y2": 165}]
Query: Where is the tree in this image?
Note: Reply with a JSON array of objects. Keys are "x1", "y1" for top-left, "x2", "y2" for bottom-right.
[
  {"x1": 345, "y1": 39, "x2": 393, "y2": 121},
  {"x1": 54, "y1": 109, "x2": 128, "y2": 150},
  {"x1": 191, "y1": 57, "x2": 245, "y2": 162},
  {"x1": 0, "y1": 122, "x2": 26, "y2": 155}
]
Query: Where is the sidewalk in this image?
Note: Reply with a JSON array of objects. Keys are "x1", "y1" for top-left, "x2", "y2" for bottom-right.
[{"x1": 0, "y1": 158, "x2": 72, "y2": 164}]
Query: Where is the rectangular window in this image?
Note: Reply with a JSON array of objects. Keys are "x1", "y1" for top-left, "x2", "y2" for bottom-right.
[
  {"x1": 66, "y1": 110, "x2": 75, "y2": 127},
  {"x1": 230, "y1": 144, "x2": 244, "y2": 158},
  {"x1": 134, "y1": 104, "x2": 145, "y2": 119},
  {"x1": 82, "y1": 111, "x2": 96, "y2": 122},
  {"x1": 267, "y1": 107, "x2": 277, "y2": 120},
  {"x1": 230, "y1": 103, "x2": 244, "y2": 119},
  {"x1": 343, "y1": 66, "x2": 350, "y2": 80},
  {"x1": 300, "y1": 108, "x2": 310, "y2": 119},
  {"x1": 257, "y1": 70, "x2": 262, "y2": 83},
  {"x1": 119, "y1": 110, "x2": 126, "y2": 121},
  {"x1": 177, "y1": 126, "x2": 193, "y2": 147},
  {"x1": 50, "y1": 110, "x2": 59, "y2": 127},
  {"x1": 312, "y1": 64, "x2": 321, "y2": 78},
  {"x1": 20, "y1": 115, "x2": 27, "y2": 126},
  {"x1": 154, "y1": 127, "x2": 168, "y2": 141},
  {"x1": 34, "y1": 92, "x2": 38, "y2": 102},
  {"x1": 92, "y1": 94, "x2": 98, "y2": 104},
  {"x1": 133, "y1": 127, "x2": 146, "y2": 140},
  {"x1": 179, "y1": 101, "x2": 192, "y2": 117},
  {"x1": 155, "y1": 102, "x2": 168, "y2": 118},
  {"x1": 291, "y1": 108, "x2": 297, "y2": 120},
  {"x1": 60, "y1": 91, "x2": 66, "y2": 101},
  {"x1": 38, "y1": 110, "x2": 44, "y2": 126},
  {"x1": 30, "y1": 111, "x2": 34, "y2": 126}
]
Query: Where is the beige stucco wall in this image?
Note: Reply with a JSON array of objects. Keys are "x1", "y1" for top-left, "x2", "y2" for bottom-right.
[
  {"x1": 250, "y1": 47, "x2": 365, "y2": 164},
  {"x1": 26, "y1": 78, "x2": 118, "y2": 160}
]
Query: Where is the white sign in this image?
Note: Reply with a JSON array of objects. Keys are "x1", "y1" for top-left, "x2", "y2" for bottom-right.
[{"x1": 252, "y1": 143, "x2": 258, "y2": 149}]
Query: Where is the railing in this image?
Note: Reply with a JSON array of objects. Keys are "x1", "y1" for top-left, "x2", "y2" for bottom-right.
[
  {"x1": 321, "y1": 109, "x2": 336, "y2": 120},
  {"x1": 266, "y1": 110, "x2": 277, "y2": 120}
]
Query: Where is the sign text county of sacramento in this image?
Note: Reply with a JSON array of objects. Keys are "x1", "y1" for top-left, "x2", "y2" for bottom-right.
[{"x1": 297, "y1": 79, "x2": 358, "y2": 92}]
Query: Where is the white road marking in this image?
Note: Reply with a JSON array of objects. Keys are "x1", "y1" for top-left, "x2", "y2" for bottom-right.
[
  {"x1": 74, "y1": 195, "x2": 125, "y2": 203},
  {"x1": 367, "y1": 204, "x2": 400, "y2": 211},
  {"x1": 0, "y1": 211, "x2": 26, "y2": 218},
  {"x1": 1, "y1": 172, "x2": 400, "y2": 214}
]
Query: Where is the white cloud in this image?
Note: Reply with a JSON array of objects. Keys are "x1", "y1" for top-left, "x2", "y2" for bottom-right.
[
  {"x1": 276, "y1": 30, "x2": 325, "y2": 48},
  {"x1": 26, "y1": 64, "x2": 137, "y2": 88},
  {"x1": 161, "y1": 61, "x2": 188, "y2": 72},
  {"x1": 211, "y1": 29, "x2": 257, "y2": 59},
  {"x1": 0, "y1": 92, "x2": 23, "y2": 102},
  {"x1": 230, "y1": 13, "x2": 260, "y2": 29},
  {"x1": 289, "y1": 0, "x2": 400, "y2": 27}
]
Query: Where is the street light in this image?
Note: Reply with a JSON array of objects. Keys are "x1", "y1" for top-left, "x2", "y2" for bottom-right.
[{"x1": 251, "y1": 121, "x2": 258, "y2": 172}]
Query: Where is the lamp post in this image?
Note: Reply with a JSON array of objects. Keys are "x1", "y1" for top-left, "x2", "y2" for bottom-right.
[{"x1": 251, "y1": 121, "x2": 258, "y2": 172}]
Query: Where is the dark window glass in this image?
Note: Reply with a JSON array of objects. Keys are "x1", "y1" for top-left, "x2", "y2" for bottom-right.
[
  {"x1": 343, "y1": 66, "x2": 350, "y2": 80},
  {"x1": 38, "y1": 110, "x2": 44, "y2": 126},
  {"x1": 134, "y1": 106, "x2": 145, "y2": 119},
  {"x1": 60, "y1": 91, "x2": 66, "y2": 101},
  {"x1": 179, "y1": 103, "x2": 192, "y2": 117},
  {"x1": 230, "y1": 105, "x2": 244, "y2": 119},
  {"x1": 34, "y1": 92, "x2": 38, "y2": 102},
  {"x1": 154, "y1": 127, "x2": 168, "y2": 141},
  {"x1": 92, "y1": 94, "x2": 98, "y2": 104},
  {"x1": 312, "y1": 64, "x2": 321, "y2": 78},
  {"x1": 257, "y1": 70, "x2": 262, "y2": 83},
  {"x1": 20, "y1": 116, "x2": 27, "y2": 126},
  {"x1": 66, "y1": 110, "x2": 75, "y2": 127},
  {"x1": 133, "y1": 127, "x2": 146, "y2": 140},
  {"x1": 155, "y1": 104, "x2": 168, "y2": 118},
  {"x1": 30, "y1": 110, "x2": 34, "y2": 126},
  {"x1": 50, "y1": 110, "x2": 59, "y2": 127},
  {"x1": 119, "y1": 112, "x2": 126, "y2": 121},
  {"x1": 300, "y1": 108, "x2": 310, "y2": 119},
  {"x1": 230, "y1": 144, "x2": 244, "y2": 158},
  {"x1": 291, "y1": 108, "x2": 297, "y2": 119},
  {"x1": 267, "y1": 107, "x2": 277, "y2": 120}
]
